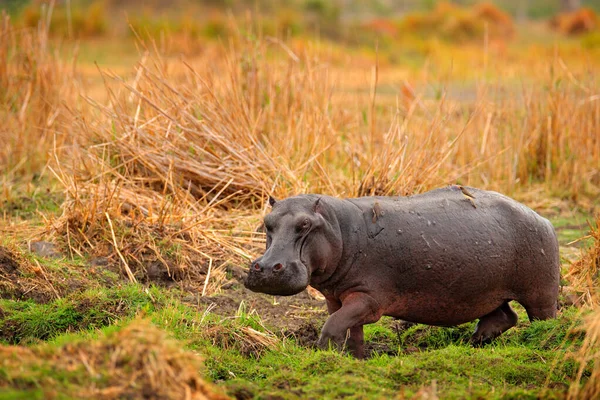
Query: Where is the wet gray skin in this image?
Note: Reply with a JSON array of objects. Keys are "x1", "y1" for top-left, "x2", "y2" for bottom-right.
[{"x1": 245, "y1": 186, "x2": 560, "y2": 358}]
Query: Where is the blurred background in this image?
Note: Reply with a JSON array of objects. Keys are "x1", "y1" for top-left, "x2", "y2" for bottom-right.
[{"x1": 2, "y1": 0, "x2": 600, "y2": 45}]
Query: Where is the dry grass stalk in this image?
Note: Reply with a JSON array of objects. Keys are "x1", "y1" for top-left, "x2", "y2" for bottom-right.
[
  {"x1": 207, "y1": 323, "x2": 279, "y2": 358},
  {"x1": 0, "y1": 319, "x2": 230, "y2": 400}
]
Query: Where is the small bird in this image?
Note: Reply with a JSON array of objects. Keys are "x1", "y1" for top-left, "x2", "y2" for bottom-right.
[
  {"x1": 458, "y1": 185, "x2": 477, "y2": 208},
  {"x1": 372, "y1": 201, "x2": 383, "y2": 223}
]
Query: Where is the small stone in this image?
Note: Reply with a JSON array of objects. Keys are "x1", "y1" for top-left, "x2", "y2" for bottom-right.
[
  {"x1": 90, "y1": 257, "x2": 109, "y2": 267},
  {"x1": 30, "y1": 241, "x2": 61, "y2": 258}
]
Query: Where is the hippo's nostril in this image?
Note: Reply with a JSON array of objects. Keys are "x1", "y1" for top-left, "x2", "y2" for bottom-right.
[
  {"x1": 253, "y1": 262, "x2": 262, "y2": 271},
  {"x1": 273, "y1": 263, "x2": 284, "y2": 272}
]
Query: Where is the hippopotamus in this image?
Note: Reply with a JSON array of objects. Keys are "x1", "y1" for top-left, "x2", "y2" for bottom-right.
[{"x1": 244, "y1": 186, "x2": 560, "y2": 358}]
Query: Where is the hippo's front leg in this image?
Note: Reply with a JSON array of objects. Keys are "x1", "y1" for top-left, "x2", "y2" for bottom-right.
[{"x1": 318, "y1": 293, "x2": 382, "y2": 358}]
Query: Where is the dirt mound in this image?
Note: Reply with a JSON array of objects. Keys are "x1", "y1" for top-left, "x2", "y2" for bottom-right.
[
  {"x1": 0, "y1": 246, "x2": 55, "y2": 303},
  {"x1": 51, "y1": 208, "x2": 237, "y2": 294},
  {"x1": 0, "y1": 319, "x2": 230, "y2": 399},
  {"x1": 0, "y1": 246, "x2": 19, "y2": 277}
]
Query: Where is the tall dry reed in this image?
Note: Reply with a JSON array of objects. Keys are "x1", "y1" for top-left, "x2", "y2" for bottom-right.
[{"x1": 0, "y1": 12, "x2": 77, "y2": 180}]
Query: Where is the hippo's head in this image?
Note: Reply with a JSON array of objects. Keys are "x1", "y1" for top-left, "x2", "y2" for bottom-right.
[{"x1": 245, "y1": 195, "x2": 343, "y2": 296}]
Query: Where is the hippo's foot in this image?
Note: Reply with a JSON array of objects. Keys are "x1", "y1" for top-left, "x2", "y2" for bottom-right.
[
  {"x1": 317, "y1": 326, "x2": 365, "y2": 358},
  {"x1": 317, "y1": 330, "x2": 347, "y2": 351},
  {"x1": 471, "y1": 301, "x2": 518, "y2": 346}
]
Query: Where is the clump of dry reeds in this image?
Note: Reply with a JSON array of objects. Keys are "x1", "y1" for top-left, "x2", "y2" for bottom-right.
[
  {"x1": 207, "y1": 323, "x2": 279, "y2": 358},
  {"x1": 0, "y1": 12, "x2": 77, "y2": 179},
  {"x1": 565, "y1": 214, "x2": 600, "y2": 307},
  {"x1": 0, "y1": 319, "x2": 230, "y2": 399},
  {"x1": 565, "y1": 215, "x2": 600, "y2": 398}
]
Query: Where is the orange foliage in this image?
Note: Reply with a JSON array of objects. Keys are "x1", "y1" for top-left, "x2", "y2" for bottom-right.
[
  {"x1": 399, "y1": 1, "x2": 514, "y2": 42},
  {"x1": 362, "y1": 18, "x2": 398, "y2": 37},
  {"x1": 474, "y1": 2, "x2": 514, "y2": 38},
  {"x1": 551, "y1": 7, "x2": 598, "y2": 35}
]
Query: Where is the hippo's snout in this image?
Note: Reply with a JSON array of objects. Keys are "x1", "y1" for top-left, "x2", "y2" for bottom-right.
[
  {"x1": 245, "y1": 258, "x2": 309, "y2": 296},
  {"x1": 251, "y1": 260, "x2": 286, "y2": 273}
]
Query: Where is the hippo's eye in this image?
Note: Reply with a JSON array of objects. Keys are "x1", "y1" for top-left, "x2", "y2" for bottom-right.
[{"x1": 297, "y1": 218, "x2": 311, "y2": 231}]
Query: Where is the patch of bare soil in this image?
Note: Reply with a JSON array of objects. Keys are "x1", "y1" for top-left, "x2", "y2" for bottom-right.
[
  {"x1": 193, "y1": 273, "x2": 416, "y2": 355},
  {"x1": 283, "y1": 321, "x2": 321, "y2": 348},
  {"x1": 196, "y1": 286, "x2": 328, "y2": 334}
]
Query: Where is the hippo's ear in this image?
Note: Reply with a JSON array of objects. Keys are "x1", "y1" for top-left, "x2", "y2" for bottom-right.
[
  {"x1": 268, "y1": 196, "x2": 277, "y2": 207},
  {"x1": 313, "y1": 197, "x2": 324, "y2": 214}
]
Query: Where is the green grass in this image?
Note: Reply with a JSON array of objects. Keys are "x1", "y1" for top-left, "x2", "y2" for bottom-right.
[
  {"x1": 550, "y1": 211, "x2": 594, "y2": 246},
  {"x1": 5, "y1": 284, "x2": 583, "y2": 398},
  {"x1": 0, "y1": 179, "x2": 64, "y2": 221},
  {"x1": 0, "y1": 285, "x2": 162, "y2": 344},
  {"x1": 0, "y1": 282, "x2": 589, "y2": 398}
]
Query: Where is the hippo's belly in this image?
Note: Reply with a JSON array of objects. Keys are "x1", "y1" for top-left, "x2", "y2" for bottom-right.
[{"x1": 382, "y1": 288, "x2": 512, "y2": 326}]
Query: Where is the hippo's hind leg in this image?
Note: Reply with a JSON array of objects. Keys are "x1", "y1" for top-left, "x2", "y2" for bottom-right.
[
  {"x1": 522, "y1": 302, "x2": 557, "y2": 321},
  {"x1": 518, "y1": 285, "x2": 558, "y2": 322},
  {"x1": 471, "y1": 301, "x2": 518, "y2": 345}
]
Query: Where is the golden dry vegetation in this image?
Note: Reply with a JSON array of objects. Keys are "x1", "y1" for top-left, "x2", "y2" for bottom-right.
[{"x1": 1, "y1": 1, "x2": 600, "y2": 398}]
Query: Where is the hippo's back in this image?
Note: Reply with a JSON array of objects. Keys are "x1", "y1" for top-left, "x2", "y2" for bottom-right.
[{"x1": 344, "y1": 186, "x2": 559, "y2": 325}]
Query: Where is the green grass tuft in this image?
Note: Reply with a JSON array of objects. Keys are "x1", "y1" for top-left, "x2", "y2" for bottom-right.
[{"x1": 0, "y1": 285, "x2": 163, "y2": 344}]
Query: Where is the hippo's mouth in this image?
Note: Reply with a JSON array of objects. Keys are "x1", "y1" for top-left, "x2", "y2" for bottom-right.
[
  {"x1": 244, "y1": 260, "x2": 310, "y2": 296},
  {"x1": 298, "y1": 229, "x2": 314, "y2": 276}
]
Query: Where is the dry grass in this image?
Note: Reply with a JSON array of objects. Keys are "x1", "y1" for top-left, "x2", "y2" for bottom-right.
[
  {"x1": 33, "y1": 24, "x2": 597, "y2": 290},
  {"x1": 0, "y1": 12, "x2": 77, "y2": 181},
  {"x1": 0, "y1": 319, "x2": 230, "y2": 399},
  {"x1": 206, "y1": 323, "x2": 279, "y2": 358},
  {"x1": 401, "y1": 1, "x2": 514, "y2": 42},
  {"x1": 565, "y1": 215, "x2": 600, "y2": 399},
  {"x1": 568, "y1": 309, "x2": 600, "y2": 399},
  {"x1": 565, "y1": 214, "x2": 600, "y2": 307}
]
